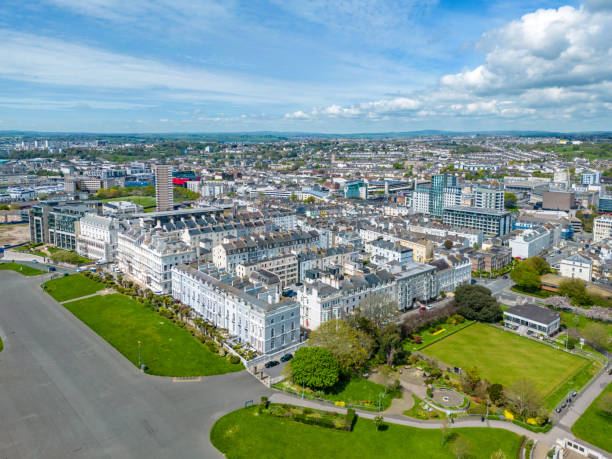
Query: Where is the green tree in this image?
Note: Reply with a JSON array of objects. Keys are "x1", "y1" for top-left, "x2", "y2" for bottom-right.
[
  {"x1": 374, "y1": 414, "x2": 385, "y2": 431},
  {"x1": 488, "y1": 383, "x2": 504, "y2": 405},
  {"x1": 443, "y1": 240, "x2": 453, "y2": 250},
  {"x1": 510, "y1": 262, "x2": 541, "y2": 292},
  {"x1": 524, "y1": 256, "x2": 550, "y2": 275},
  {"x1": 451, "y1": 435, "x2": 472, "y2": 459},
  {"x1": 392, "y1": 162, "x2": 404, "y2": 169},
  {"x1": 582, "y1": 323, "x2": 610, "y2": 349},
  {"x1": 304, "y1": 196, "x2": 316, "y2": 204},
  {"x1": 558, "y1": 278, "x2": 591, "y2": 306},
  {"x1": 504, "y1": 192, "x2": 518, "y2": 210},
  {"x1": 507, "y1": 379, "x2": 542, "y2": 418},
  {"x1": 308, "y1": 319, "x2": 374, "y2": 371},
  {"x1": 290, "y1": 347, "x2": 340, "y2": 390},
  {"x1": 453, "y1": 284, "x2": 502, "y2": 322},
  {"x1": 599, "y1": 392, "x2": 612, "y2": 416}
]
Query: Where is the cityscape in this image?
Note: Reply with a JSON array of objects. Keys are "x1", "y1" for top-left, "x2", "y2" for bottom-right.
[{"x1": 1, "y1": 1, "x2": 611, "y2": 459}]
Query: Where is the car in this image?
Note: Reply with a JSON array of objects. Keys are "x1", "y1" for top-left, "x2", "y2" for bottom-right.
[
  {"x1": 555, "y1": 407, "x2": 562, "y2": 413},
  {"x1": 48, "y1": 266, "x2": 56, "y2": 272},
  {"x1": 419, "y1": 306, "x2": 426, "y2": 312},
  {"x1": 77, "y1": 267, "x2": 86, "y2": 272},
  {"x1": 31, "y1": 259, "x2": 38, "y2": 263},
  {"x1": 280, "y1": 353, "x2": 293, "y2": 362},
  {"x1": 295, "y1": 282, "x2": 303, "y2": 287},
  {"x1": 502, "y1": 275, "x2": 508, "y2": 279},
  {"x1": 608, "y1": 368, "x2": 612, "y2": 375},
  {"x1": 561, "y1": 402, "x2": 567, "y2": 409},
  {"x1": 426, "y1": 305, "x2": 434, "y2": 311},
  {"x1": 571, "y1": 391, "x2": 577, "y2": 397},
  {"x1": 89, "y1": 267, "x2": 97, "y2": 273},
  {"x1": 264, "y1": 360, "x2": 280, "y2": 368}
]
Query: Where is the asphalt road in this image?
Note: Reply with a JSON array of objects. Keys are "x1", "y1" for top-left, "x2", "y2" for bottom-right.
[{"x1": 0, "y1": 271, "x2": 268, "y2": 459}]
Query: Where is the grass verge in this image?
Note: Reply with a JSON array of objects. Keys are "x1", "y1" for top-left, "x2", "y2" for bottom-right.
[
  {"x1": 63, "y1": 293, "x2": 243, "y2": 376},
  {"x1": 0, "y1": 262, "x2": 46, "y2": 276},
  {"x1": 43, "y1": 273, "x2": 106, "y2": 302},
  {"x1": 211, "y1": 406, "x2": 523, "y2": 459},
  {"x1": 571, "y1": 382, "x2": 612, "y2": 453}
]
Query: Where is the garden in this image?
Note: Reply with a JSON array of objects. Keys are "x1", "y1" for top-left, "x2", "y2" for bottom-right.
[{"x1": 210, "y1": 405, "x2": 524, "y2": 459}]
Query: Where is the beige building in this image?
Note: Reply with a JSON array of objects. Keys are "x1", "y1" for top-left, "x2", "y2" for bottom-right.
[
  {"x1": 154, "y1": 165, "x2": 173, "y2": 212},
  {"x1": 398, "y1": 237, "x2": 434, "y2": 263},
  {"x1": 236, "y1": 254, "x2": 298, "y2": 287}
]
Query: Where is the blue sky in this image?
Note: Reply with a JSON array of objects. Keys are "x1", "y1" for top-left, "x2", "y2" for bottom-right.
[{"x1": 0, "y1": 0, "x2": 610, "y2": 133}]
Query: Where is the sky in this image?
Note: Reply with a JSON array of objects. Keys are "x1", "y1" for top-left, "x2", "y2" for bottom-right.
[{"x1": 0, "y1": 0, "x2": 610, "y2": 133}]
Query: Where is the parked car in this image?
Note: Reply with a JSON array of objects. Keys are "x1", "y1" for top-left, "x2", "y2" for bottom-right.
[
  {"x1": 31, "y1": 259, "x2": 38, "y2": 263},
  {"x1": 419, "y1": 306, "x2": 426, "y2": 312},
  {"x1": 571, "y1": 391, "x2": 577, "y2": 397},
  {"x1": 555, "y1": 407, "x2": 562, "y2": 413},
  {"x1": 502, "y1": 275, "x2": 508, "y2": 279},
  {"x1": 48, "y1": 266, "x2": 56, "y2": 272},
  {"x1": 264, "y1": 360, "x2": 280, "y2": 368},
  {"x1": 280, "y1": 353, "x2": 293, "y2": 362}
]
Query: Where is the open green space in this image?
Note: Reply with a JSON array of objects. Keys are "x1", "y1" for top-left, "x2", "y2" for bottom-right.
[
  {"x1": 0, "y1": 336, "x2": 3, "y2": 352},
  {"x1": 422, "y1": 323, "x2": 591, "y2": 407},
  {"x1": 572, "y1": 382, "x2": 612, "y2": 453},
  {"x1": 46, "y1": 247, "x2": 92, "y2": 265},
  {"x1": 275, "y1": 376, "x2": 397, "y2": 411},
  {"x1": 43, "y1": 273, "x2": 106, "y2": 302},
  {"x1": 0, "y1": 262, "x2": 45, "y2": 276},
  {"x1": 210, "y1": 406, "x2": 523, "y2": 459},
  {"x1": 102, "y1": 195, "x2": 156, "y2": 209},
  {"x1": 404, "y1": 321, "x2": 475, "y2": 352},
  {"x1": 559, "y1": 310, "x2": 612, "y2": 352},
  {"x1": 63, "y1": 293, "x2": 243, "y2": 376}
]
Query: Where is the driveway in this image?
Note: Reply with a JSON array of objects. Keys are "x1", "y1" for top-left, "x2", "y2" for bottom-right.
[{"x1": 0, "y1": 271, "x2": 268, "y2": 459}]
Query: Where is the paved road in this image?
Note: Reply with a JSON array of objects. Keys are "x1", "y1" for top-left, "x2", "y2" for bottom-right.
[{"x1": 0, "y1": 271, "x2": 268, "y2": 459}]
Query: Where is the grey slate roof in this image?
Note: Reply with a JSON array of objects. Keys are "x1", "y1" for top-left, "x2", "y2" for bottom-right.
[{"x1": 505, "y1": 304, "x2": 559, "y2": 325}]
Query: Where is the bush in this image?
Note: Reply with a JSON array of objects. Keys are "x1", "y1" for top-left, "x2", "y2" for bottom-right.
[
  {"x1": 229, "y1": 355, "x2": 241, "y2": 364},
  {"x1": 291, "y1": 347, "x2": 340, "y2": 390},
  {"x1": 345, "y1": 408, "x2": 356, "y2": 431}
]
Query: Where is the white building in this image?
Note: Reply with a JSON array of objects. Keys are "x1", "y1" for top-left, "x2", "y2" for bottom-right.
[
  {"x1": 593, "y1": 215, "x2": 612, "y2": 242},
  {"x1": 504, "y1": 303, "x2": 560, "y2": 337},
  {"x1": 365, "y1": 239, "x2": 413, "y2": 266},
  {"x1": 581, "y1": 171, "x2": 601, "y2": 185},
  {"x1": 172, "y1": 264, "x2": 300, "y2": 356},
  {"x1": 508, "y1": 226, "x2": 551, "y2": 259},
  {"x1": 117, "y1": 227, "x2": 196, "y2": 293},
  {"x1": 474, "y1": 188, "x2": 504, "y2": 211},
  {"x1": 412, "y1": 190, "x2": 430, "y2": 214},
  {"x1": 559, "y1": 254, "x2": 593, "y2": 282},
  {"x1": 77, "y1": 214, "x2": 118, "y2": 261},
  {"x1": 430, "y1": 254, "x2": 472, "y2": 294},
  {"x1": 102, "y1": 200, "x2": 143, "y2": 217},
  {"x1": 236, "y1": 254, "x2": 298, "y2": 287}
]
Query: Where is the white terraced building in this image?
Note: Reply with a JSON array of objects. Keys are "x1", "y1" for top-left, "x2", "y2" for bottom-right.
[
  {"x1": 117, "y1": 227, "x2": 196, "y2": 294},
  {"x1": 172, "y1": 264, "x2": 300, "y2": 356},
  {"x1": 77, "y1": 214, "x2": 119, "y2": 262}
]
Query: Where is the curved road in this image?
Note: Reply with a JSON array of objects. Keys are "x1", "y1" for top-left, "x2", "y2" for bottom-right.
[{"x1": 1, "y1": 269, "x2": 609, "y2": 458}]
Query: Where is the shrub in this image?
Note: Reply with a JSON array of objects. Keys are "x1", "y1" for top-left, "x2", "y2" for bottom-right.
[
  {"x1": 229, "y1": 355, "x2": 240, "y2": 365},
  {"x1": 345, "y1": 408, "x2": 356, "y2": 431}
]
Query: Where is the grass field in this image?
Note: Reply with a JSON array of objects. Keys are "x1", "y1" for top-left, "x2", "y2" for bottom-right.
[
  {"x1": 63, "y1": 293, "x2": 243, "y2": 376},
  {"x1": 404, "y1": 321, "x2": 475, "y2": 352},
  {"x1": 0, "y1": 336, "x2": 3, "y2": 352},
  {"x1": 43, "y1": 273, "x2": 107, "y2": 302},
  {"x1": 210, "y1": 406, "x2": 523, "y2": 459},
  {"x1": 422, "y1": 323, "x2": 591, "y2": 407},
  {"x1": 0, "y1": 262, "x2": 46, "y2": 276},
  {"x1": 276, "y1": 376, "x2": 397, "y2": 410},
  {"x1": 572, "y1": 382, "x2": 612, "y2": 453}
]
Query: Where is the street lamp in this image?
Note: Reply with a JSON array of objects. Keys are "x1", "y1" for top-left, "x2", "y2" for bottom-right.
[{"x1": 138, "y1": 340, "x2": 142, "y2": 368}]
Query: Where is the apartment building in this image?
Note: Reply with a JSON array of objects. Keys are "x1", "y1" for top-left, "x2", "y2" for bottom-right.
[
  {"x1": 117, "y1": 227, "x2": 196, "y2": 293},
  {"x1": 442, "y1": 206, "x2": 512, "y2": 236},
  {"x1": 474, "y1": 187, "x2": 504, "y2": 211},
  {"x1": 236, "y1": 254, "x2": 298, "y2": 287},
  {"x1": 296, "y1": 246, "x2": 359, "y2": 281},
  {"x1": 213, "y1": 230, "x2": 320, "y2": 272},
  {"x1": 430, "y1": 254, "x2": 471, "y2": 294},
  {"x1": 559, "y1": 254, "x2": 593, "y2": 282},
  {"x1": 593, "y1": 215, "x2": 612, "y2": 242},
  {"x1": 365, "y1": 239, "x2": 413, "y2": 266},
  {"x1": 172, "y1": 264, "x2": 300, "y2": 356},
  {"x1": 470, "y1": 247, "x2": 513, "y2": 273},
  {"x1": 154, "y1": 165, "x2": 173, "y2": 212},
  {"x1": 77, "y1": 214, "x2": 118, "y2": 261},
  {"x1": 508, "y1": 226, "x2": 551, "y2": 259}
]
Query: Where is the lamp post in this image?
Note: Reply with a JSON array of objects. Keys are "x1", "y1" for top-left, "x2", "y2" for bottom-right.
[{"x1": 138, "y1": 340, "x2": 141, "y2": 368}]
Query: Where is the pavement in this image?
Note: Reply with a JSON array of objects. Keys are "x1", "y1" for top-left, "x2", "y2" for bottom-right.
[{"x1": 0, "y1": 270, "x2": 269, "y2": 459}]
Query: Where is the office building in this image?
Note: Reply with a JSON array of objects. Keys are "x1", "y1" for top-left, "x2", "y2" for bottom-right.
[
  {"x1": 442, "y1": 206, "x2": 512, "y2": 236},
  {"x1": 474, "y1": 187, "x2": 504, "y2": 211}
]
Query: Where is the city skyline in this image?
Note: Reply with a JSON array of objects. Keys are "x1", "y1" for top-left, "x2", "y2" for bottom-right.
[{"x1": 0, "y1": 0, "x2": 610, "y2": 133}]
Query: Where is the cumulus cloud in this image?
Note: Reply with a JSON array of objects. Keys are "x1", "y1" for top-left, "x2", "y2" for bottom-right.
[{"x1": 286, "y1": 3, "x2": 612, "y2": 125}]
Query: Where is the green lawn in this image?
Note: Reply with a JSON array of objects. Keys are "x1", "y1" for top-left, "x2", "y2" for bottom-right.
[
  {"x1": 572, "y1": 382, "x2": 612, "y2": 453},
  {"x1": 0, "y1": 336, "x2": 3, "y2": 352},
  {"x1": 103, "y1": 195, "x2": 156, "y2": 209},
  {"x1": 210, "y1": 406, "x2": 523, "y2": 459},
  {"x1": 559, "y1": 310, "x2": 612, "y2": 352},
  {"x1": 0, "y1": 262, "x2": 46, "y2": 276},
  {"x1": 423, "y1": 323, "x2": 591, "y2": 407},
  {"x1": 47, "y1": 247, "x2": 92, "y2": 265},
  {"x1": 404, "y1": 321, "x2": 475, "y2": 352},
  {"x1": 275, "y1": 376, "x2": 397, "y2": 411},
  {"x1": 43, "y1": 273, "x2": 107, "y2": 302},
  {"x1": 63, "y1": 293, "x2": 243, "y2": 376}
]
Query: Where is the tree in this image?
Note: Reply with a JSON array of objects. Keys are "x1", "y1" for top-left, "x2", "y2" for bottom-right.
[
  {"x1": 461, "y1": 366, "x2": 481, "y2": 393},
  {"x1": 444, "y1": 240, "x2": 453, "y2": 250},
  {"x1": 473, "y1": 242, "x2": 480, "y2": 250},
  {"x1": 304, "y1": 196, "x2": 316, "y2": 204},
  {"x1": 356, "y1": 294, "x2": 399, "y2": 329},
  {"x1": 290, "y1": 347, "x2": 340, "y2": 390},
  {"x1": 558, "y1": 278, "x2": 591, "y2": 306},
  {"x1": 453, "y1": 284, "x2": 502, "y2": 322},
  {"x1": 374, "y1": 414, "x2": 384, "y2": 431},
  {"x1": 524, "y1": 256, "x2": 550, "y2": 275},
  {"x1": 582, "y1": 323, "x2": 610, "y2": 349},
  {"x1": 451, "y1": 435, "x2": 472, "y2": 459},
  {"x1": 377, "y1": 324, "x2": 405, "y2": 366},
  {"x1": 488, "y1": 383, "x2": 504, "y2": 405},
  {"x1": 504, "y1": 192, "x2": 518, "y2": 210},
  {"x1": 510, "y1": 262, "x2": 541, "y2": 292},
  {"x1": 506, "y1": 379, "x2": 542, "y2": 418},
  {"x1": 392, "y1": 162, "x2": 404, "y2": 169},
  {"x1": 308, "y1": 319, "x2": 374, "y2": 371}
]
